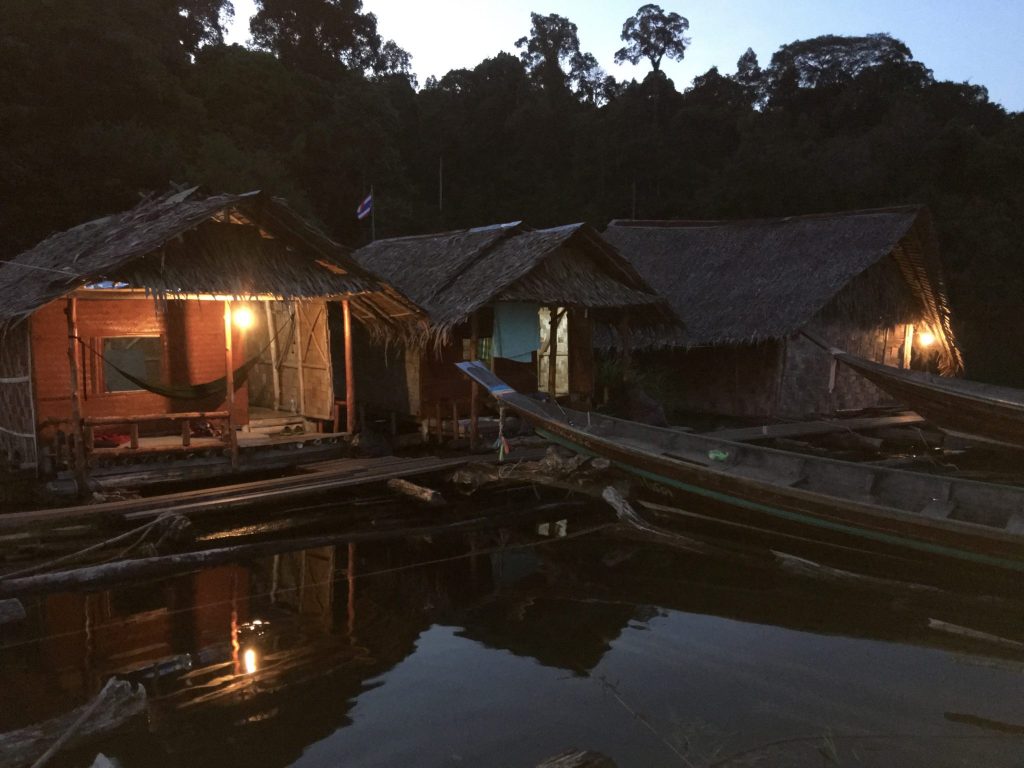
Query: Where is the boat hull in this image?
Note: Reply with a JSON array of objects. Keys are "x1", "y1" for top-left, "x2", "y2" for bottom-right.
[{"x1": 455, "y1": 361, "x2": 1024, "y2": 583}]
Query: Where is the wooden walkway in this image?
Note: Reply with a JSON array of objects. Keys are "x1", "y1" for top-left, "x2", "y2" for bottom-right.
[{"x1": 2, "y1": 452, "x2": 542, "y2": 533}]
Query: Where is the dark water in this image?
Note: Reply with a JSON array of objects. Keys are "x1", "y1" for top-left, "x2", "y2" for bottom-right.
[{"x1": 3, "y1": 510, "x2": 1024, "y2": 768}]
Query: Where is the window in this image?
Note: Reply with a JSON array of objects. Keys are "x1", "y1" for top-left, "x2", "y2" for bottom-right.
[{"x1": 101, "y1": 337, "x2": 163, "y2": 393}]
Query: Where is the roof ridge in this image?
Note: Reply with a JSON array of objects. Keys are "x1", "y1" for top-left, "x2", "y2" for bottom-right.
[{"x1": 608, "y1": 205, "x2": 924, "y2": 230}]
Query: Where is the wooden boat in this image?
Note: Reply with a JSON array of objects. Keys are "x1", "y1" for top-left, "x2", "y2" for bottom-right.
[
  {"x1": 456, "y1": 361, "x2": 1024, "y2": 583},
  {"x1": 832, "y1": 350, "x2": 1024, "y2": 449}
]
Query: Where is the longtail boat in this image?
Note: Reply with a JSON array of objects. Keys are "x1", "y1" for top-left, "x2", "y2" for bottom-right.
[
  {"x1": 832, "y1": 350, "x2": 1024, "y2": 449},
  {"x1": 456, "y1": 361, "x2": 1024, "y2": 584}
]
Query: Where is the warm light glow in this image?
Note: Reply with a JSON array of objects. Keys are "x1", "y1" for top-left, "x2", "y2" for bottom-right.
[
  {"x1": 918, "y1": 331, "x2": 936, "y2": 347},
  {"x1": 243, "y1": 647, "x2": 258, "y2": 674},
  {"x1": 233, "y1": 306, "x2": 255, "y2": 331}
]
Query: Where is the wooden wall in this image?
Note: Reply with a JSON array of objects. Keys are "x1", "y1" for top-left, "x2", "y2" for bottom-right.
[{"x1": 30, "y1": 298, "x2": 248, "y2": 442}]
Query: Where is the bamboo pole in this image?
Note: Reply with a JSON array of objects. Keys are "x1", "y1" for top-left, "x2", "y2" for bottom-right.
[
  {"x1": 65, "y1": 297, "x2": 88, "y2": 494},
  {"x1": 224, "y1": 302, "x2": 238, "y2": 469},
  {"x1": 469, "y1": 311, "x2": 479, "y2": 451},
  {"x1": 343, "y1": 298, "x2": 356, "y2": 433}
]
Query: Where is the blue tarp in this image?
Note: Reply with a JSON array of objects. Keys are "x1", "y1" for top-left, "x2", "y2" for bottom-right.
[{"x1": 492, "y1": 302, "x2": 539, "y2": 363}]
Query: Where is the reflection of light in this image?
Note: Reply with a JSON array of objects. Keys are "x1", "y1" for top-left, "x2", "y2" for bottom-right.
[
  {"x1": 918, "y1": 331, "x2": 936, "y2": 347},
  {"x1": 233, "y1": 306, "x2": 255, "y2": 330},
  {"x1": 243, "y1": 647, "x2": 258, "y2": 674}
]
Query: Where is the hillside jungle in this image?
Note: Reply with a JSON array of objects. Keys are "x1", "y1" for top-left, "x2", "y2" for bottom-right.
[{"x1": 2, "y1": 1, "x2": 1022, "y2": 386}]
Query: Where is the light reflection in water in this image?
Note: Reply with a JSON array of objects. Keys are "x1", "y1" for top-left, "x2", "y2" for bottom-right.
[{"x1": 243, "y1": 647, "x2": 258, "y2": 675}]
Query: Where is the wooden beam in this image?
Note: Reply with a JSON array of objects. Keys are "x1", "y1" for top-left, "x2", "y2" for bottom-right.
[
  {"x1": 470, "y1": 311, "x2": 480, "y2": 451},
  {"x1": 83, "y1": 411, "x2": 229, "y2": 426},
  {"x1": 65, "y1": 297, "x2": 88, "y2": 494},
  {"x1": 294, "y1": 300, "x2": 306, "y2": 417},
  {"x1": 224, "y1": 302, "x2": 239, "y2": 469},
  {"x1": 343, "y1": 298, "x2": 356, "y2": 433}
]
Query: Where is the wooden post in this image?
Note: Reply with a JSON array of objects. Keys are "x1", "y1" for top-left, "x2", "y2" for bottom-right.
[
  {"x1": 264, "y1": 301, "x2": 282, "y2": 410},
  {"x1": 294, "y1": 301, "x2": 306, "y2": 417},
  {"x1": 129, "y1": 423, "x2": 139, "y2": 450},
  {"x1": 452, "y1": 401, "x2": 460, "y2": 438},
  {"x1": 548, "y1": 306, "x2": 559, "y2": 398},
  {"x1": 342, "y1": 298, "x2": 356, "y2": 433},
  {"x1": 618, "y1": 313, "x2": 632, "y2": 383},
  {"x1": 224, "y1": 302, "x2": 239, "y2": 469},
  {"x1": 434, "y1": 400, "x2": 442, "y2": 444},
  {"x1": 469, "y1": 312, "x2": 480, "y2": 451},
  {"x1": 65, "y1": 297, "x2": 88, "y2": 493},
  {"x1": 181, "y1": 419, "x2": 191, "y2": 448},
  {"x1": 902, "y1": 324, "x2": 915, "y2": 370}
]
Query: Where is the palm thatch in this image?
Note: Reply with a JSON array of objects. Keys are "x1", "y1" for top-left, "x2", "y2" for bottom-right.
[
  {"x1": 0, "y1": 187, "x2": 423, "y2": 336},
  {"x1": 352, "y1": 221, "x2": 677, "y2": 342},
  {"x1": 604, "y1": 206, "x2": 961, "y2": 371}
]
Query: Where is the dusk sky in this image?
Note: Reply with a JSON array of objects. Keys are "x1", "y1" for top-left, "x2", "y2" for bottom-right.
[{"x1": 226, "y1": 1, "x2": 1024, "y2": 112}]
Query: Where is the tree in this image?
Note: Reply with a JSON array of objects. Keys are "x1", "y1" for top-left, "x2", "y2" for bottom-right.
[
  {"x1": 614, "y1": 4, "x2": 690, "y2": 72},
  {"x1": 731, "y1": 47, "x2": 763, "y2": 106},
  {"x1": 250, "y1": 0, "x2": 412, "y2": 81},
  {"x1": 515, "y1": 12, "x2": 586, "y2": 94},
  {"x1": 177, "y1": 0, "x2": 235, "y2": 54},
  {"x1": 763, "y1": 33, "x2": 914, "y2": 97}
]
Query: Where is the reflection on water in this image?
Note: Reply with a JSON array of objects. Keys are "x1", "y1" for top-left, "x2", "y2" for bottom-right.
[{"x1": 2, "y1": 511, "x2": 1023, "y2": 767}]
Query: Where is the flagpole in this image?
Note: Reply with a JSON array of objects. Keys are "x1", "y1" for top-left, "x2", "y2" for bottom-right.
[{"x1": 370, "y1": 184, "x2": 375, "y2": 242}]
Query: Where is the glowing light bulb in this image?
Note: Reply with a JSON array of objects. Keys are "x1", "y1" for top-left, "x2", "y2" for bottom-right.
[
  {"x1": 243, "y1": 647, "x2": 258, "y2": 674},
  {"x1": 917, "y1": 331, "x2": 935, "y2": 347},
  {"x1": 233, "y1": 306, "x2": 255, "y2": 330}
]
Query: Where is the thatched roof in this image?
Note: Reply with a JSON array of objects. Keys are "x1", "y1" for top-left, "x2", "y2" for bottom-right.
[
  {"x1": 605, "y1": 206, "x2": 961, "y2": 370},
  {"x1": 352, "y1": 221, "x2": 677, "y2": 339},
  {"x1": 0, "y1": 187, "x2": 422, "y2": 334}
]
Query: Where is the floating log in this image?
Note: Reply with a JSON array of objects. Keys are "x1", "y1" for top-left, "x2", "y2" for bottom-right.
[
  {"x1": 0, "y1": 679, "x2": 146, "y2": 768},
  {"x1": 0, "y1": 505, "x2": 564, "y2": 598},
  {"x1": 387, "y1": 478, "x2": 446, "y2": 506},
  {"x1": 927, "y1": 619, "x2": 1024, "y2": 651},
  {"x1": 0, "y1": 599, "x2": 25, "y2": 625},
  {"x1": 535, "y1": 750, "x2": 616, "y2": 768}
]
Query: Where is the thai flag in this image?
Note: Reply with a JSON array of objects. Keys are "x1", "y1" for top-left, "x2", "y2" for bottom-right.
[{"x1": 356, "y1": 193, "x2": 373, "y2": 220}]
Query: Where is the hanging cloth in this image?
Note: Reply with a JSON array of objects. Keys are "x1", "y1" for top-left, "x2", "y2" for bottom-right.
[
  {"x1": 492, "y1": 302, "x2": 540, "y2": 363},
  {"x1": 79, "y1": 311, "x2": 297, "y2": 402}
]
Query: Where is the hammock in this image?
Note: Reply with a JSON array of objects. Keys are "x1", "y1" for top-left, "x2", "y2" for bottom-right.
[{"x1": 80, "y1": 312, "x2": 298, "y2": 402}]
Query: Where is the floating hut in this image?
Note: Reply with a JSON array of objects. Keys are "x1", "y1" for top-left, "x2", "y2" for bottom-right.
[
  {"x1": 0, "y1": 188, "x2": 419, "y2": 489},
  {"x1": 353, "y1": 222, "x2": 676, "y2": 442},
  {"x1": 604, "y1": 207, "x2": 961, "y2": 419}
]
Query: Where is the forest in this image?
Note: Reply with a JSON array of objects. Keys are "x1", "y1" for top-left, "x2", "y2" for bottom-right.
[{"x1": 2, "y1": 0, "x2": 1022, "y2": 384}]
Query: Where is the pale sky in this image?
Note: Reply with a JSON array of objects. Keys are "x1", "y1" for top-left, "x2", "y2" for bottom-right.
[{"x1": 225, "y1": 0, "x2": 1024, "y2": 112}]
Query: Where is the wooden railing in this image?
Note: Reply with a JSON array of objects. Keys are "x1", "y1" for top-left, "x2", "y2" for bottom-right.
[{"x1": 82, "y1": 411, "x2": 231, "y2": 453}]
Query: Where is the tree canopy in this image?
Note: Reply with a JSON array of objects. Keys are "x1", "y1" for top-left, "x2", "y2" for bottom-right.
[
  {"x1": 1, "y1": 5, "x2": 1022, "y2": 385},
  {"x1": 615, "y1": 4, "x2": 690, "y2": 72}
]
